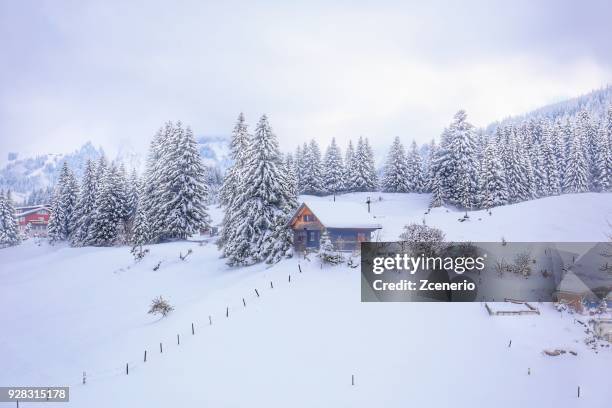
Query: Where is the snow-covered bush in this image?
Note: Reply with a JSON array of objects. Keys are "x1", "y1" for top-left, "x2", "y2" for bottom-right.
[
  {"x1": 148, "y1": 296, "x2": 174, "y2": 317},
  {"x1": 399, "y1": 223, "x2": 446, "y2": 256},
  {"x1": 318, "y1": 231, "x2": 343, "y2": 265}
]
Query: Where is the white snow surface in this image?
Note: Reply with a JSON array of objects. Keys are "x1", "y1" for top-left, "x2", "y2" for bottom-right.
[{"x1": 1, "y1": 192, "x2": 611, "y2": 407}]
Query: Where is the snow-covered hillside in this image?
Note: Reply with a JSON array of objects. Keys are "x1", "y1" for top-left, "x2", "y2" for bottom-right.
[{"x1": 1, "y1": 193, "x2": 611, "y2": 407}]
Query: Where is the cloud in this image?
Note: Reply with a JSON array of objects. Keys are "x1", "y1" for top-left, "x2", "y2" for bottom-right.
[{"x1": 0, "y1": 0, "x2": 611, "y2": 159}]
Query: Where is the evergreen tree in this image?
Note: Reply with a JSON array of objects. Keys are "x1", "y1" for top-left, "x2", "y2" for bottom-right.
[
  {"x1": 592, "y1": 124, "x2": 609, "y2": 192},
  {"x1": 47, "y1": 162, "x2": 79, "y2": 242},
  {"x1": 540, "y1": 125, "x2": 561, "y2": 196},
  {"x1": 322, "y1": 138, "x2": 345, "y2": 196},
  {"x1": 406, "y1": 141, "x2": 425, "y2": 192},
  {"x1": 0, "y1": 191, "x2": 20, "y2": 247},
  {"x1": 130, "y1": 201, "x2": 150, "y2": 247},
  {"x1": 347, "y1": 137, "x2": 377, "y2": 192},
  {"x1": 563, "y1": 130, "x2": 589, "y2": 193},
  {"x1": 219, "y1": 114, "x2": 251, "y2": 249},
  {"x1": 223, "y1": 115, "x2": 297, "y2": 265},
  {"x1": 479, "y1": 141, "x2": 508, "y2": 209},
  {"x1": 381, "y1": 136, "x2": 409, "y2": 192},
  {"x1": 87, "y1": 164, "x2": 125, "y2": 246},
  {"x1": 343, "y1": 140, "x2": 355, "y2": 192},
  {"x1": 301, "y1": 140, "x2": 325, "y2": 195},
  {"x1": 160, "y1": 125, "x2": 211, "y2": 240},
  {"x1": 436, "y1": 111, "x2": 478, "y2": 208},
  {"x1": 71, "y1": 159, "x2": 98, "y2": 246}
]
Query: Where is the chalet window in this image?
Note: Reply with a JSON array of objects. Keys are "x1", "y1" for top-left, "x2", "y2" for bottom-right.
[
  {"x1": 303, "y1": 214, "x2": 315, "y2": 222},
  {"x1": 357, "y1": 232, "x2": 366, "y2": 242},
  {"x1": 308, "y1": 231, "x2": 317, "y2": 242}
]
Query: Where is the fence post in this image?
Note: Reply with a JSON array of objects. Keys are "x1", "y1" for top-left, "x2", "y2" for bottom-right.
[
  {"x1": 126, "y1": 363, "x2": 129, "y2": 375},
  {"x1": 288, "y1": 274, "x2": 291, "y2": 283},
  {"x1": 243, "y1": 298, "x2": 246, "y2": 307},
  {"x1": 255, "y1": 288, "x2": 260, "y2": 297},
  {"x1": 177, "y1": 334, "x2": 180, "y2": 345},
  {"x1": 578, "y1": 386, "x2": 580, "y2": 398},
  {"x1": 270, "y1": 281, "x2": 274, "y2": 289},
  {"x1": 352, "y1": 374, "x2": 355, "y2": 386},
  {"x1": 144, "y1": 350, "x2": 147, "y2": 362},
  {"x1": 209, "y1": 315, "x2": 212, "y2": 325},
  {"x1": 82, "y1": 371, "x2": 87, "y2": 385},
  {"x1": 192, "y1": 323, "x2": 195, "y2": 335},
  {"x1": 226, "y1": 307, "x2": 229, "y2": 318},
  {"x1": 160, "y1": 342, "x2": 163, "y2": 353},
  {"x1": 298, "y1": 264, "x2": 302, "y2": 273}
]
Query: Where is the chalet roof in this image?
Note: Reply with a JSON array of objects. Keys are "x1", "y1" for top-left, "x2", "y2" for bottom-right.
[
  {"x1": 289, "y1": 200, "x2": 382, "y2": 230},
  {"x1": 557, "y1": 270, "x2": 597, "y2": 297},
  {"x1": 16, "y1": 205, "x2": 51, "y2": 217}
]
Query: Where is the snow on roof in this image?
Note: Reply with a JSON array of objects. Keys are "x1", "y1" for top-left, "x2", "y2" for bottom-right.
[
  {"x1": 298, "y1": 200, "x2": 382, "y2": 229},
  {"x1": 16, "y1": 205, "x2": 51, "y2": 217},
  {"x1": 557, "y1": 271, "x2": 596, "y2": 296}
]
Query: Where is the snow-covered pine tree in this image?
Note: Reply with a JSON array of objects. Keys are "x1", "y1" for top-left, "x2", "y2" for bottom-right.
[
  {"x1": 532, "y1": 140, "x2": 548, "y2": 198},
  {"x1": 479, "y1": 141, "x2": 508, "y2": 209},
  {"x1": 87, "y1": 164, "x2": 125, "y2": 246},
  {"x1": 294, "y1": 145, "x2": 303, "y2": 190},
  {"x1": 575, "y1": 110, "x2": 598, "y2": 189},
  {"x1": 540, "y1": 125, "x2": 561, "y2": 196},
  {"x1": 285, "y1": 153, "x2": 299, "y2": 199},
  {"x1": 224, "y1": 115, "x2": 297, "y2": 265},
  {"x1": 381, "y1": 136, "x2": 409, "y2": 192},
  {"x1": 71, "y1": 159, "x2": 98, "y2": 246},
  {"x1": 47, "y1": 162, "x2": 79, "y2": 242},
  {"x1": 142, "y1": 124, "x2": 169, "y2": 242},
  {"x1": 563, "y1": 128, "x2": 589, "y2": 193},
  {"x1": 424, "y1": 138, "x2": 438, "y2": 193},
  {"x1": 0, "y1": 190, "x2": 20, "y2": 247},
  {"x1": 126, "y1": 168, "x2": 140, "y2": 221},
  {"x1": 219, "y1": 114, "x2": 251, "y2": 250},
  {"x1": 549, "y1": 120, "x2": 566, "y2": 187},
  {"x1": 219, "y1": 113, "x2": 250, "y2": 207},
  {"x1": 161, "y1": 124, "x2": 211, "y2": 240},
  {"x1": 501, "y1": 128, "x2": 532, "y2": 203},
  {"x1": 322, "y1": 138, "x2": 345, "y2": 197},
  {"x1": 406, "y1": 140, "x2": 425, "y2": 193},
  {"x1": 436, "y1": 111, "x2": 478, "y2": 208},
  {"x1": 347, "y1": 137, "x2": 378, "y2": 192},
  {"x1": 591, "y1": 123, "x2": 609, "y2": 192},
  {"x1": 318, "y1": 230, "x2": 343, "y2": 264},
  {"x1": 130, "y1": 201, "x2": 150, "y2": 247},
  {"x1": 343, "y1": 140, "x2": 355, "y2": 192},
  {"x1": 301, "y1": 140, "x2": 325, "y2": 195}
]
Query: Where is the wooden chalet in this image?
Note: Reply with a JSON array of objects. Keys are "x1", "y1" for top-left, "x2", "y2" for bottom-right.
[
  {"x1": 16, "y1": 204, "x2": 51, "y2": 237},
  {"x1": 287, "y1": 201, "x2": 382, "y2": 251}
]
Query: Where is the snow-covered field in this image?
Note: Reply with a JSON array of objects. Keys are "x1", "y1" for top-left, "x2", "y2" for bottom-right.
[{"x1": 1, "y1": 193, "x2": 611, "y2": 407}]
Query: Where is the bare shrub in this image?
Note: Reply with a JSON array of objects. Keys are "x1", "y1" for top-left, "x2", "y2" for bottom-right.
[{"x1": 148, "y1": 296, "x2": 174, "y2": 317}]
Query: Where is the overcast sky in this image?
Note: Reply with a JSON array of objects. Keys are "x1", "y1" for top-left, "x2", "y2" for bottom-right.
[{"x1": 1, "y1": 0, "x2": 611, "y2": 159}]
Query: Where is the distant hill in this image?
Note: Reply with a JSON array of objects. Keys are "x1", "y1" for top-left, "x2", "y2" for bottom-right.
[
  {"x1": 0, "y1": 135, "x2": 230, "y2": 201},
  {"x1": 487, "y1": 85, "x2": 612, "y2": 132}
]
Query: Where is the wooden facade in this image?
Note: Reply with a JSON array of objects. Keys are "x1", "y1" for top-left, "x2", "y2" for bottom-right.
[{"x1": 288, "y1": 203, "x2": 381, "y2": 252}]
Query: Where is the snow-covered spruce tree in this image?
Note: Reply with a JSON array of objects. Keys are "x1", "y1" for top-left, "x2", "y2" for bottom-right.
[
  {"x1": 219, "y1": 113, "x2": 250, "y2": 207},
  {"x1": 142, "y1": 125, "x2": 169, "y2": 242},
  {"x1": 0, "y1": 191, "x2": 20, "y2": 247},
  {"x1": 575, "y1": 110, "x2": 598, "y2": 189},
  {"x1": 223, "y1": 115, "x2": 297, "y2": 266},
  {"x1": 591, "y1": 124, "x2": 609, "y2": 192},
  {"x1": 322, "y1": 138, "x2": 345, "y2": 197},
  {"x1": 424, "y1": 138, "x2": 438, "y2": 193},
  {"x1": 563, "y1": 129, "x2": 589, "y2": 193},
  {"x1": 126, "y1": 168, "x2": 140, "y2": 221},
  {"x1": 318, "y1": 230, "x2": 343, "y2": 265},
  {"x1": 161, "y1": 125, "x2": 211, "y2": 240},
  {"x1": 406, "y1": 141, "x2": 425, "y2": 192},
  {"x1": 219, "y1": 114, "x2": 251, "y2": 250},
  {"x1": 294, "y1": 145, "x2": 303, "y2": 190},
  {"x1": 71, "y1": 159, "x2": 98, "y2": 246},
  {"x1": 131, "y1": 202, "x2": 150, "y2": 247},
  {"x1": 285, "y1": 153, "x2": 299, "y2": 199},
  {"x1": 549, "y1": 120, "x2": 566, "y2": 188},
  {"x1": 47, "y1": 162, "x2": 79, "y2": 242},
  {"x1": 343, "y1": 140, "x2": 355, "y2": 192},
  {"x1": 347, "y1": 136, "x2": 378, "y2": 192},
  {"x1": 540, "y1": 126, "x2": 561, "y2": 196},
  {"x1": 381, "y1": 136, "x2": 409, "y2": 192},
  {"x1": 502, "y1": 130, "x2": 535, "y2": 203},
  {"x1": 301, "y1": 140, "x2": 325, "y2": 195},
  {"x1": 436, "y1": 111, "x2": 478, "y2": 208},
  {"x1": 87, "y1": 164, "x2": 126, "y2": 246},
  {"x1": 479, "y1": 141, "x2": 508, "y2": 209}
]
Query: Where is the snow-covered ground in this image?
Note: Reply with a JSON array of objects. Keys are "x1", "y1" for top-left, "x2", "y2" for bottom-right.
[{"x1": 1, "y1": 192, "x2": 611, "y2": 407}]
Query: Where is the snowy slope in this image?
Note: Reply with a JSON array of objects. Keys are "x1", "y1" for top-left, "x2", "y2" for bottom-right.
[{"x1": 1, "y1": 193, "x2": 611, "y2": 407}]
